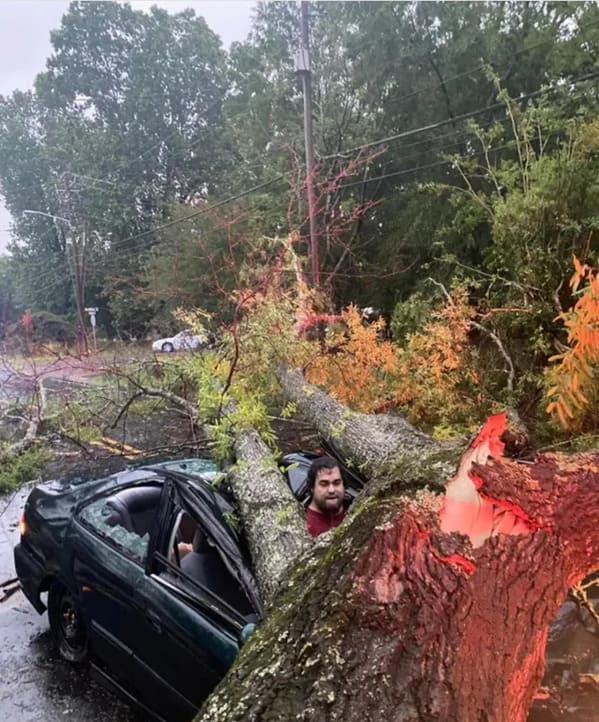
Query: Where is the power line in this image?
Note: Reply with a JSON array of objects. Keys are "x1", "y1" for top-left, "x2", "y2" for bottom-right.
[
  {"x1": 13, "y1": 65, "x2": 599, "y2": 295},
  {"x1": 13, "y1": 109, "x2": 574, "y2": 295},
  {"x1": 320, "y1": 68, "x2": 599, "y2": 161},
  {"x1": 22, "y1": 129, "x2": 536, "y2": 296},
  {"x1": 16, "y1": 174, "x2": 291, "y2": 297},
  {"x1": 110, "y1": 174, "x2": 288, "y2": 248},
  {"x1": 339, "y1": 123, "x2": 573, "y2": 190},
  {"x1": 338, "y1": 159, "x2": 453, "y2": 189},
  {"x1": 28, "y1": 125, "x2": 488, "y2": 290}
]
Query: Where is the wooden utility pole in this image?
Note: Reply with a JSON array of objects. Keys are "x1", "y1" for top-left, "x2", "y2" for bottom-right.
[
  {"x1": 295, "y1": 1, "x2": 319, "y2": 288},
  {"x1": 61, "y1": 175, "x2": 89, "y2": 354},
  {"x1": 22, "y1": 205, "x2": 89, "y2": 353},
  {"x1": 71, "y1": 222, "x2": 89, "y2": 354}
]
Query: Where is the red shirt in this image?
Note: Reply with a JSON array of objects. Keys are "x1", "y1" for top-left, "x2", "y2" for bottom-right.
[{"x1": 306, "y1": 506, "x2": 346, "y2": 537}]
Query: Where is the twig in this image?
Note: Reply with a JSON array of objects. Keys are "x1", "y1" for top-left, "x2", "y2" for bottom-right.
[
  {"x1": 109, "y1": 391, "x2": 144, "y2": 429},
  {"x1": 571, "y1": 582, "x2": 599, "y2": 629},
  {"x1": 469, "y1": 321, "x2": 515, "y2": 393},
  {"x1": 426, "y1": 277, "x2": 516, "y2": 393}
]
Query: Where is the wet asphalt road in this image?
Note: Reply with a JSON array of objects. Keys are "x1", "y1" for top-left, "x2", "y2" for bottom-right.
[{"x1": 0, "y1": 487, "x2": 139, "y2": 721}]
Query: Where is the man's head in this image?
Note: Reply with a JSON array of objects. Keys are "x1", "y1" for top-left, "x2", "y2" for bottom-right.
[{"x1": 306, "y1": 456, "x2": 344, "y2": 515}]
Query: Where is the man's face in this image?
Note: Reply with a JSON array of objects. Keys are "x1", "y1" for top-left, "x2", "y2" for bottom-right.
[{"x1": 312, "y1": 466, "x2": 344, "y2": 514}]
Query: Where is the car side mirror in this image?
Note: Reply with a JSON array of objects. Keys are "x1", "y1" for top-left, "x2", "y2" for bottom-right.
[{"x1": 239, "y1": 622, "x2": 256, "y2": 645}]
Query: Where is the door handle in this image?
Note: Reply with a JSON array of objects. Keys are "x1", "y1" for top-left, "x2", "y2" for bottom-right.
[{"x1": 145, "y1": 609, "x2": 162, "y2": 634}]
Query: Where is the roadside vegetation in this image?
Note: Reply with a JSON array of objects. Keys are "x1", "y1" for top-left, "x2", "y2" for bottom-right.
[
  {"x1": 2, "y1": 4, "x2": 599, "y2": 721},
  {"x1": 1, "y1": 2, "x2": 598, "y2": 452},
  {"x1": 0, "y1": 447, "x2": 49, "y2": 493}
]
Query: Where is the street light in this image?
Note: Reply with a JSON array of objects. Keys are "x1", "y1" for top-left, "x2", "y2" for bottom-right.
[{"x1": 22, "y1": 209, "x2": 73, "y2": 228}]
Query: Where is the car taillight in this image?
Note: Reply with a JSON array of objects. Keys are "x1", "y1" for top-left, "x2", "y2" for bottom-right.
[{"x1": 18, "y1": 513, "x2": 27, "y2": 537}]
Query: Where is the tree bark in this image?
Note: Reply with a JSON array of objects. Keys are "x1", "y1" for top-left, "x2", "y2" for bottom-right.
[
  {"x1": 230, "y1": 426, "x2": 312, "y2": 603},
  {"x1": 276, "y1": 367, "x2": 455, "y2": 487},
  {"x1": 194, "y1": 371, "x2": 599, "y2": 722},
  {"x1": 7, "y1": 377, "x2": 47, "y2": 456}
]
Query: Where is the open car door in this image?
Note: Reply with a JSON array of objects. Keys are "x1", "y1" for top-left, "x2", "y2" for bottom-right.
[{"x1": 128, "y1": 471, "x2": 261, "y2": 721}]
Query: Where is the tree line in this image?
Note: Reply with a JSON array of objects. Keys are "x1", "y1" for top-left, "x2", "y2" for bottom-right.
[{"x1": 1, "y1": 0, "x2": 599, "y2": 435}]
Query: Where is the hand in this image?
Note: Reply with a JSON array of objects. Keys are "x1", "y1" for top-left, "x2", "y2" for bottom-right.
[{"x1": 178, "y1": 541, "x2": 193, "y2": 558}]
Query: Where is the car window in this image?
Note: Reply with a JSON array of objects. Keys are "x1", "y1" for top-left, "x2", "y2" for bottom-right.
[
  {"x1": 78, "y1": 494, "x2": 153, "y2": 564},
  {"x1": 157, "y1": 510, "x2": 253, "y2": 617}
]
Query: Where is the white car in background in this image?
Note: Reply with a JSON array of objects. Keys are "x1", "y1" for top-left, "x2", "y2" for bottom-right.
[{"x1": 152, "y1": 329, "x2": 207, "y2": 353}]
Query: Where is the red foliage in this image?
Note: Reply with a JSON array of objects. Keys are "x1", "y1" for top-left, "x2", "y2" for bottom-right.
[{"x1": 21, "y1": 310, "x2": 33, "y2": 329}]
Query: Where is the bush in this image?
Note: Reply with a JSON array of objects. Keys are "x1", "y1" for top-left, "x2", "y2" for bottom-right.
[{"x1": 0, "y1": 447, "x2": 49, "y2": 493}]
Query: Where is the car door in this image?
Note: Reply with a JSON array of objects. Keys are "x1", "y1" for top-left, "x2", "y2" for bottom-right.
[
  {"x1": 177, "y1": 331, "x2": 190, "y2": 350},
  {"x1": 127, "y1": 478, "x2": 258, "y2": 720},
  {"x1": 131, "y1": 567, "x2": 242, "y2": 721},
  {"x1": 68, "y1": 483, "x2": 162, "y2": 699}
]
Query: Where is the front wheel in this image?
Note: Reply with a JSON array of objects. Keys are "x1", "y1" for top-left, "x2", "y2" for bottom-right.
[
  {"x1": 48, "y1": 582, "x2": 88, "y2": 664},
  {"x1": 161, "y1": 342, "x2": 174, "y2": 353}
]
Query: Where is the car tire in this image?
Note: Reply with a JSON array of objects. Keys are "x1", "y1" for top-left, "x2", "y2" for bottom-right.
[
  {"x1": 161, "y1": 342, "x2": 174, "y2": 353},
  {"x1": 48, "y1": 582, "x2": 88, "y2": 664}
]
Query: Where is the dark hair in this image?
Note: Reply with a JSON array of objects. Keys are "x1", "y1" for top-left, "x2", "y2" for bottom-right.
[{"x1": 306, "y1": 455, "x2": 341, "y2": 492}]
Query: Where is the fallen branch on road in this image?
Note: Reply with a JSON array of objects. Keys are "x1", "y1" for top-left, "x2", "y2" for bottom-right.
[
  {"x1": 0, "y1": 577, "x2": 21, "y2": 603},
  {"x1": 7, "y1": 378, "x2": 47, "y2": 457}
]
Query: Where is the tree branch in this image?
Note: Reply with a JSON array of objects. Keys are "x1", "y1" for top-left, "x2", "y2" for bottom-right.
[{"x1": 7, "y1": 378, "x2": 47, "y2": 456}]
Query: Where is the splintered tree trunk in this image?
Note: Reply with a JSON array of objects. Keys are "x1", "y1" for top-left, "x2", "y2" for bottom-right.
[{"x1": 196, "y1": 372, "x2": 599, "y2": 722}]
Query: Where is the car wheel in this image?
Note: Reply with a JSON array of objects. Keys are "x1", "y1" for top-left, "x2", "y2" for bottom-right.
[
  {"x1": 48, "y1": 582, "x2": 88, "y2": 664},
  {"x1": 161, "y1": 342, "x2": 174, "y2": 353}
]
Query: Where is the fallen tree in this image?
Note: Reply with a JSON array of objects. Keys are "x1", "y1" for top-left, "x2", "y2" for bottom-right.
[{"x1": 193, "y1": 368, "x2": 599, "y2": 722}]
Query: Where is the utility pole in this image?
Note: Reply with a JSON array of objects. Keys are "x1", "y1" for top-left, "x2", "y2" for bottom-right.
[
  {"x1": 22, "y1": 205, "x2": 89, "y2": 355},
  {"x1": 295, "y1": 1, "x2": 319, "y2": 288},
  {"x1": 61, "y1": 174, "x2": 89, "y2": 355},
  {"x1": 70, "y1": 222, "x2": 89, "y2": 355}
]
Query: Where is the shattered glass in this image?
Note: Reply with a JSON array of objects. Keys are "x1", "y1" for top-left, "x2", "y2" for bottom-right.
[{"x1": 79, "y1": 498, "x2": 149, "y2": 563}]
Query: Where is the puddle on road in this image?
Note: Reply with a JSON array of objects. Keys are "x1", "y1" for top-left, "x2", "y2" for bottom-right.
[{"x1": 0, "y1": 599, "x2": 139, "y2": 722}]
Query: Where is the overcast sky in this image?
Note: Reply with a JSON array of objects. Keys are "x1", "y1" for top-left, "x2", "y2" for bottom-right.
[{"x1": 0, "y1": 0, "x2": 256, "y2": 252}]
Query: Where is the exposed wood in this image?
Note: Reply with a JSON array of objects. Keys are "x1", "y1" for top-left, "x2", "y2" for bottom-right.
[
  {"x1": 7, "y1": 377, "x2": 47, "y2": 456},
  {"x1": 196, "y1": 388, "x2": 599, "y2": 722}
]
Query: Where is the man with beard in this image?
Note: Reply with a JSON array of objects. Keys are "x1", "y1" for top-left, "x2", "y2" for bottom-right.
[{"x1": 305, "y1": 456, "x2": 346, "y2": 537}]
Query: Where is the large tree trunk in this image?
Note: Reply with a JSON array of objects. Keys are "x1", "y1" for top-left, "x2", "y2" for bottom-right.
[
  {"x1": 230, "y1": 426, "x2": 311, "y2": 603},
  {"x1": 195, "y1": 370, "x2": 599, "y2": 722},
  {"x1": 277, "y1": 367, "x2": 450, "y2": 483}
]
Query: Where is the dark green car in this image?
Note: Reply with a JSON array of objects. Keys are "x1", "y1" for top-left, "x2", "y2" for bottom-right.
[{"x1": 14, "y1": 459, "x2": 262, "y2": 722}]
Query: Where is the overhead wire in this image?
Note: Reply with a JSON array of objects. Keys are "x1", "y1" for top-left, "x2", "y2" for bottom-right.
[
  {"x1": 13, "y1": 61, "x2": 599, "y2": 295},
  {"x1": 22, "y1": 173, "x2": 291, "y2": 296},
  {"x1": 23, "y1": 122, "x2": 544, "y2": 296},
  {"x1": 13, "y1": 84, "x2": 592, "y2": 296},
  {"x1": 320, "y1": 67, "x2": 599, "y2": 160},
  {"x1": 109, "y1": 68, "x2": 599, "y2": 244},
  {"x1": 25, "y1": 120, "x2": 506, "y2": 291},
  {"x1": 50, "y1": 25, "x2": 599, "y2": 240}
]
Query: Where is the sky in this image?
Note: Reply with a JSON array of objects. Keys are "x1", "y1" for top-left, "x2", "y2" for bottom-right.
[{"x1": 0, "y1": 0, "x2": 256, "y2": 252}]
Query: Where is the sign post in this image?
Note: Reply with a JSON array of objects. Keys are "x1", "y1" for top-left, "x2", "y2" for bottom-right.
[{"x1": 85, "y1": 307, "x2": 99, "y2": 352}]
